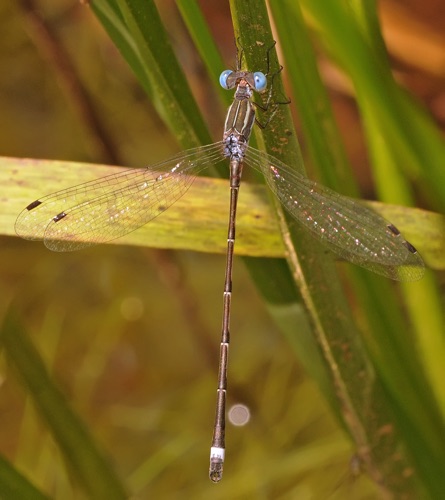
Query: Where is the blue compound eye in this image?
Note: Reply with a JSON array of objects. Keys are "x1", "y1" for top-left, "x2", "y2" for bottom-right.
[
  {"x1": 219, "y1": 70, "x2": 233, "y2": 90},
  {"x1": 253, "y1": 72, "x2": 267, "y2": 91}
]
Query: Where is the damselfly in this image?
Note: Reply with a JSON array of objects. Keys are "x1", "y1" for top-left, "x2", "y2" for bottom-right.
[{"x1": 15, "y1": 46, "x2": 424, "y2": 483}]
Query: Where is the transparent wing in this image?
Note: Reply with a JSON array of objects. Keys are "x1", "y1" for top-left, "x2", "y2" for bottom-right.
[
  {"x1": 15, "y1": 142, "x2": 225, "y2": 251},
  {"x1": 245, "y1": 147, "x2": 424, "y2": 282}
]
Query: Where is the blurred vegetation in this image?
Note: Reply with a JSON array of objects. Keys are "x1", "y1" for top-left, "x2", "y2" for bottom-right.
[{"x1": 0, "y1": 0, "x2": 444, "y2": 498}]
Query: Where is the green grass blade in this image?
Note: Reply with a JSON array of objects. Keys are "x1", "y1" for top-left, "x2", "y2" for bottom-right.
[
  {"x1": 0, "y1": 454, "x2": 50, "y2": 500},
  {"x1": 92, "y1": 0, "x2": 211, "y2": 149},
  {"x1": 271, "y1": 1, "x2": 445, "y2": 496},
  {"x1": 270, "y1": 1, "x2": 358, "y2": 195},
  {"x1": 353, "y1": 0, "x2": 445, "y2": 444},
  {"x1": 176, "y1": 0, "x2": 231, "y2": 106},
  {"x1": 90, "y1": 0, "x2": 155, "y2": 99},
  {"x1": 228, "y1": 2, "x2": 417, "y2": 496},
  {"x1": 301, "y1": 0, "x2": 445, "y2": 208},
  {"x1": 346, "y1": 3, "x2": 445, "y2": 493},
  {"x1": 0, "y1": 308, "x2": 127, "y2": 499}
]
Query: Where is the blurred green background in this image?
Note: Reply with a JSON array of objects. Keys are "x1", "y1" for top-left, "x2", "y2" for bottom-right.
[{"x1": 1, "y1": 0, "x2": 444, "y2": 498}]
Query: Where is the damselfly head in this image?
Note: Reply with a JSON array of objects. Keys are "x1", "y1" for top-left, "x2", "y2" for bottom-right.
[{"x1": 219, "y1": 70, "x2": 266, "y2": 92}]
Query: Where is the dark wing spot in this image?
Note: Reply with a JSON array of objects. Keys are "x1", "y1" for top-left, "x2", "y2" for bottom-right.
[
  {"x1": 53, "y1": 212, "x2": 67, "y2": 223},
  {"x1": 403, "y1": 240, "x2": 418, "y2": 254},
  {"x1": 26, "y1": 200, "x2": 42, "y2": 211},
  {"x1": 387, "y1": 224, "x2": 400, "y2": 236}
]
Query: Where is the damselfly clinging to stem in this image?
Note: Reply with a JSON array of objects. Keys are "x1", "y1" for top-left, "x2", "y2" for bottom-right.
[{"x1": 15, "y1": 42, "x2": 424, "y2": 483}]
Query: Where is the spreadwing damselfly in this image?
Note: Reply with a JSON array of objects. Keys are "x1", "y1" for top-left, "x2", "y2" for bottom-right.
[{"x1": 15, "y1": 44, "x2": 424, "y2": 483}]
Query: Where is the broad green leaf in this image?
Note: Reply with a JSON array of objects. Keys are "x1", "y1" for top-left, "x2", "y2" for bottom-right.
[{"x1": 6, "y1": 156, "x2": 442, "y2": 264}]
